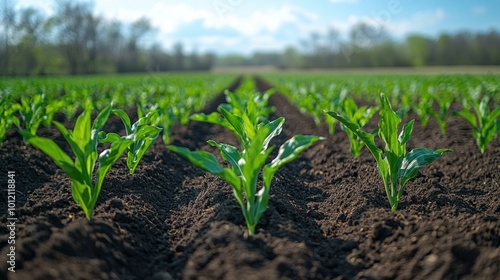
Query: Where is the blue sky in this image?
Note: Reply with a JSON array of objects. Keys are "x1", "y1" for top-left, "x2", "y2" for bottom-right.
[{"x1": 16, "y1": 0, "x2": 500, "y2": 55}]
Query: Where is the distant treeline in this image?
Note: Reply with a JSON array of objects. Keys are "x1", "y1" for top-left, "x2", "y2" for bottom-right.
[
  {"x1": 217, "y1": 23, "x2": 500, "y2": 69},
  {"x1": 1, "y1": 0, "x2": 499, "y2": 76},
  {"x1": 0, "y1": 0, "x2": 215, "y2": 75}
]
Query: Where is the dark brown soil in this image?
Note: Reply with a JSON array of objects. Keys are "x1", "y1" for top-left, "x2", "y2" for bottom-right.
[{"x1": 1, "y1": 76, "x2": 499, "y2": 280}]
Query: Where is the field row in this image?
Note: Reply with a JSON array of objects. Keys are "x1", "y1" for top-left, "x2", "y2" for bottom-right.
[{"x1": 1, "y1": 73, "x2": 499, "y2": 279}]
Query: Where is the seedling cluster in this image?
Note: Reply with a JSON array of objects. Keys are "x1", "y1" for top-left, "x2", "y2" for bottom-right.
[
  {"x1": 169, "y1": 79, "x2": 323, "y2": 235},
  {"x1": 1, "y1": 73, "x2": 498, "y2": 235},
  {"x1": 328, "y1": 94, "x2": 451, "y2": 211}
]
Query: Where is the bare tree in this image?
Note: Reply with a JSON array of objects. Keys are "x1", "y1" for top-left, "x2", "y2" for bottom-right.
[
  {"x1": 53, "y1": 0, "x2": 100, "y2": 74},
  {"x1": 118, "y1": 17, "x2": 153, "y2": 72},
  {"x1": 173, "y1": 42, "x2": 184, "y2": 71},
  {"x1": 14, "y1": 7, "x2": 45, "y2": 74},
  {"x1": 1, "y1": 0, "x2": 15, "y2": 74},
  {"x1": 97, "y1": 20, "x2": 123, "y2": 71}
]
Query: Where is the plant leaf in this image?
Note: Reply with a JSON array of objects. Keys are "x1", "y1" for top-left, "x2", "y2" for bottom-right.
[
  {"x1": 398, "y1": 148, "x2": 452, "y2": 188},
  {"x1": 112, "y1": 109, "x2": 132, "y2": 135},
  {"x1": 326, "y1": 111, "x2": 383, "y2": 163},
  {"x1": 261, "y1": 117, "x2": 284, "y2": 151},
  {"x1": 167, "y1": 145, "x2": 241, "y2": 190},
  {"x1": 263, "y1": 135, "x2": 323, "y2": 188},
  {"x1": 128, "y1": 125, "x2": 162, "y2": 173},
  {"x1": 99, "y1": 132, "x2": 121, "y2": 143},
  {"x1": 379, "y1": 94, "x2": 403, "y2": 156},
  {"x1": 97, "y1": 138, "x2": 134, "y2": 188},
  {"x1": 21, "y1": 132, "x2": 84, "y2": 184},
  {"x1": 208, "y1": 140, "x2": 243, "y2": 176},
  {"x1": 453, "y1": 110, "x2": 478, "y2": 129},
  {"x1": 220, "y1": 107, "x2": 245, "y2": 141},
  {"x1": 190, "y1": 112, "x2": 235, "y2": 134},
  {"x1": 398, "y1": 119, "x2": 415, "y2": 145},
  {"x1": 93, "y1": 105, "x2": 112, "y2": 132},
  {"x1": 53, "y1": 121, "x2": 86, "y2": 169},
  {"x1": 71, "y1": 180, "x2": 92, "y2": 219}
]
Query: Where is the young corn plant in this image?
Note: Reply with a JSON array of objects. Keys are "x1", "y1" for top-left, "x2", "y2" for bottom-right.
[
  {"x1": 169, "y1": 96, "x2": 322, "y2": 235},
  {"x1": 336, "y1": 97, "x2": 377, "y2": 157},
  {"x1": 322, "y1": 86, "x2": 347, "y2": 135},
  {"x1": 429, "y1": 88, "x2": 453, "y2": 135},
  {"x1": 190, "y1": 88, "x2": 274, "y2": 136},
  {"x1": 0, "y1": 97, "x2": 20, "y2": 145},
  {"x1": 20, "y1": 106, "x2": 133, "y2": 219},
  {"x1": 327, "y1": 94, "x2": 451, "y2": 211},
  {"x1": 100, "y1": 109, "x2": 162, "y2": 174},
  {"x1": 138, "y1": 99, "x2": 176, "y2": 145},
  {"x1": 16, "y1": 94, "x2": 50, "y2": 142},
  {"x1": 412, "y1": 89, "x2": 433, "y2": 128},
  {"x1": 453, "y1": 93, "x2": 500, "y2": 153}
]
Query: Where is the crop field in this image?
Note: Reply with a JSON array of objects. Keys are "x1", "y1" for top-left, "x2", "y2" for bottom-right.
[{"x1": 1, "y1": 72, "x2": 499, "y2": 279}]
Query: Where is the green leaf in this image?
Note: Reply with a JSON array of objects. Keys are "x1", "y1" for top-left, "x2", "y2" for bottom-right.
[
  {"x1": 261, "y1": 117, "x2": 284, "y2": 151},
  {"x1": 136, "y1": 125, "x2": 162, "y2": 139},
  {"x1": 478, "y1": 94, "x2": 491, "y2": 118},
  {"x1": 326, "y1": 111, "x2": 383, "y2": 163},
  {"x1": 83, "y1": 138, "x2": 134, "y2": 219},
  {"x1": 99, "y1": 132, "x2": 121, "y2": 143},
  {"x1": 242, "y1": 113, "x2": 256, "y2": 139},
  {"x1": 263, "y1": 135, "x2": 323, "y2": 188},
  {"x1": 454, "y1": 110, "x2": 478, "y2": 129},
  {"x1": 167, "y1": 145, "x2": 241, "y2": 190},
  {"x1": 398, "y1": 148, "x2": 452, "y2": 188},
  {"x1": 220, "y1": 107, "x2": 245, "y2": 141},
  {"x1": 97, "y1": 139, "x2": 134, "y2": 188},
  {"x1": 93, "y1": 105, "x2": 112, "y2": 132},
  {"x1": 22, "y1": 133, "x2": 84, "y2": 184},
  {"x1": 51, "y1": 121, "x2": 89, "y2": 183},
  {"x1": 243, "y1": 126, "x2": 275, "y2": 199},
  {"x1": 128, "y1": 125, "x2": 162, "y2": 173},
  {"x1": 398, "y1": 120, "x2": 415, "y2": 145},
  {"x1": 71, "y1": 180, "x2": 92, "y2": 219},
  {"x1": 112, "y1": 109, "x2": 132, "y2": 134},
  {"x1": 190, "y1": 112, "x2": 235, "y2": 134},
  {"x1": 73, "y1": 109, "x2": 91, "y2": 151},
  {"x1": 208, "y1": 140, "x2": 243, "y2": 176},
  {"x1": 379, "y1": 94, "x2": 403, "y2": 156},
  {"x1": 488, "y1": 107, "x2": 500, "y2": 125}
]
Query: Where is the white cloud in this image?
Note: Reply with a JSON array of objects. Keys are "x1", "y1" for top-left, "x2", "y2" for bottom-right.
[
  {"x1": 324, "y1": 8, "x2": 446, "y2": 45},
  {"x1": 472, "y1": 6, "x2": 486, "y2": 15},
  {"x1": 194, "y1": 34, "x2": 289, "y2": 53},
  {"x1": 104, "y1": 2, "x2": 323, "y2": 53},
  {"x1": 330, "y1": 8, "x2": 445, "y2": 38},
  {"x1": 147, "y1": 3, "x2": 212, "y2": 34},
  {"x1": 390, "y1": 8, "x2": 445, "y2": 36},
  {"x1": 105, "y1": 3, "x2": 320, "y2": 37}
]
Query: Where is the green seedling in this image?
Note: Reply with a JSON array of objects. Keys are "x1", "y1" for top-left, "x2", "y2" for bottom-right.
[
  {"x1": 20, "y1": 106, "x2": 133, "y2": 219},
  {"x1": 170, "y1": 94, "x2": 322, "y2": 235},
  {"x1": 322, "y1": 86, "x2": 347, "y2": 135},
  {"x1": 337, "y1": 97, "x2": 377, "y2": 157},
  {"x1": 430, "y1": 90, "x2": 453, "y2": 135},
  {"x1": 413, "y1": 90, "x2": 433, "y2": 128},
  {"x1": 14, "y1": 94, "x2": 63, "y2": 142},
  {"x1": 327, "y1": 94, "x2": 451, "y2": 211},
  {"x1": 0, "y1": 97, "x2": 20, "y2": 145},
  {"x1": 100, "y1": 109, "x2": 162, "y2": 174},
  {"x1": 453, "y1": 93, "x2": 500, "y2": 153}
]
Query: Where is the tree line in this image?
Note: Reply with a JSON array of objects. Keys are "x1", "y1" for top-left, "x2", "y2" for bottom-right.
[
  {"x1": 0, "y1": 0, "x2": 214, "y2": 75},
  {"x1": 1, "y1": 0, "x2": 499, "y2": 76},
  {"x1": 218, "y1": 23, "x2": 500, "y2": 69}
]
